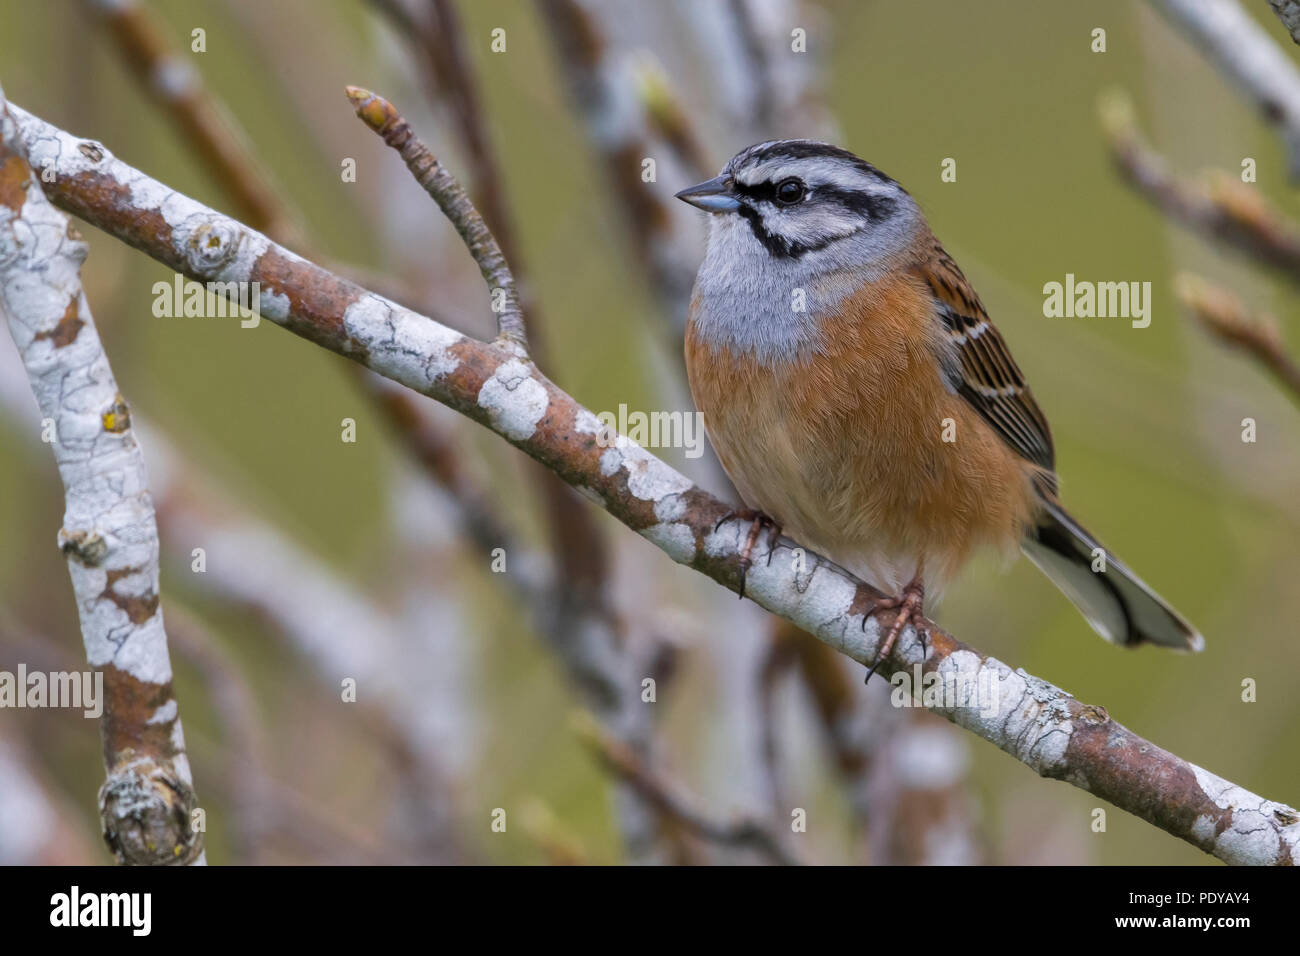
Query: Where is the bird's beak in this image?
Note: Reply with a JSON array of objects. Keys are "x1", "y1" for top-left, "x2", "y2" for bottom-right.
[{"x1": 675, "y1": 175, "x2": 741, "y2": 213}]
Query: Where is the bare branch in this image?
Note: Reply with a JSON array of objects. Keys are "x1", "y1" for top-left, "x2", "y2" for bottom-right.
[
  {"x1": 80, "y1": 0, "x2": 290, "y2": 238},
  {"x1": 727, "y1": 0, "x2": 777, "y2": 131},
  {"x1": 1270, "y1": 0, "x2": 1300, "y2": 44},
  {"x1": 634, "y1": 56, "x2": 713, "y2": 181},
  {"x1": 1150, "y1": 0, "x2": 1300, "y2": 179},
  {"x1": 1175, "y1": 273, "x2": 1300, "y2": 403},
  {"x1": 345, "y1": 87, "x2": 527, "y2": 350},
  {"x1": 10, "y1": 101, "x2": 1299, "y2": 865},
  {"x1": 1101, "y1": 91, "x2": 1300, "y2": 283},
  {"x1": 0, "y1": 93, "x2": 201, "y2": 866},
  {"x1": 572, "y1": 713, "x2": 799, "y2": 865},
  {"x1": 537, "y1": 0, "x2": 699, "y2": 334}
]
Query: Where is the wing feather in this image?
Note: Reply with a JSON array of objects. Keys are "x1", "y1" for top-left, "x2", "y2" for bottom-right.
[{"x1": 915, "y1": 243, "x2": 1057, "y2": 493}]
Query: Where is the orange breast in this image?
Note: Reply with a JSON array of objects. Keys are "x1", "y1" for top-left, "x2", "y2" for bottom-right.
[{"x1": 685, "y1": 271, "x2": 1040, "y2": 594}]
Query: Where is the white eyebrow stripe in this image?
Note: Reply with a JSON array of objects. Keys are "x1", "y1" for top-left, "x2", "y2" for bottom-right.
[{"x1": 733, "y1": 156, "x2": 880, "y2": 194}]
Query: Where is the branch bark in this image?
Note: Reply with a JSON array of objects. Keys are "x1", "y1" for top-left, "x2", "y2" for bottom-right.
[
  {"x1": 1175, "y1": 273, "x2": 1300, "y2": 405},
  {"x1": 0, "y1": 93, "x2": 202, "y2": 866},
  {"x1": 1271, "y1": 0, "x2": 1300, "y2": 44},
  {"x1": 1151, "y1": 0, "x2": 1300, "y2": 179},
  {"x1": 346, "y1": 88, "x2": 527, "y2": 350},
  {"x1": 1101, "y1": 91, "x2": 1300, "y2": 284},
  {"x1": 8, "y1": 100, "x2": 1299, "y2": 866}
]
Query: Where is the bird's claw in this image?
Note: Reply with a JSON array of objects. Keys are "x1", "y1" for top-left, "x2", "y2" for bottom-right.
[
  {"x1": 718, "y1": 509, "x2": 781, "y2": 600},
  {"x1": 861, "y1": 579, "x2": 927, "y2": 685}
]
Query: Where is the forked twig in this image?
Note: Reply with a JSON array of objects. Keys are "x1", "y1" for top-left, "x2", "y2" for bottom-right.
[{"x1": 346, "y1": 87, "x2": 528, "y2": 350}]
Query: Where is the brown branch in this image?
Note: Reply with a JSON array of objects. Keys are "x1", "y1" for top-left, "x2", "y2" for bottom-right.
[
  {"x1": 346, "y1": 87, "x2": 527, "y2": 349},
  {"x1": 84, "y1": 0, "x2": 509, "y2": 562},
  {"x1": 1101, "y1": 90, "x2": 1300, "y2": 283},
  {"x1": 537, "y1": 0, "x2": 698, "y2": 335},
  {"x1": 11, "y1": 100, "x2": 1300, "y2": 866},
  {"x1": 1175, "y1": 273, "x2": 1300, "y2": 404},
  {"x1": 634, "y1": 55, "x2": 714, "y2": 181},
  {"x1": 572, "y1": 713, "x2": 800, "y2": 865},
  {"x1": 81, "y1": 0, "x2": 289, "y2": 239}
]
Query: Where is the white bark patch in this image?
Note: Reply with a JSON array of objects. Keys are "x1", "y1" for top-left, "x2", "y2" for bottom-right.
[
  {"x1": 0, "y1": 99, "x2": 180, "y2": 693},
  {"x1": 941, "y1": 655, "x2": 1071, "y2": 773},
  {"x1": 8, "y1": 104, "x2": 477, "y2": 399},
  {"x1": 343, "y1": 295, "x2": 463, "y2": 389},
  {"x1": 597, "y1": 436, "x2": 694, "y2": 501},
  {"x1": 257, "y1": 287, "x2": 290, "y2": 322},
  {"x1": 147, "y1": 699, "x2": 178, "y2": 726},
  {"x1": 478, "y1": 358, "x2": 547, "y2": 440},
  {"x1": 654, "y1": 492, "x2": 687, "y2": 523},
  {"x1": 1189, "y1": 762, "x2": 1298, "y2": 865},
  {"x1": 580, "y1": 409, "x2": 695, "y2": 503},
  {"x1": 642, "y1": 522, "x2": 696, "y2": 563},
  {"x1": 715, "y1": 527, "x2": 873, "y2": 662}
]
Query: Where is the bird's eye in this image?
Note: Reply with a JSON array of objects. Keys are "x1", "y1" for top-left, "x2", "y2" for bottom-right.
[{"x1": 775, "y1": 178, "x2": 805, "y2": 205}]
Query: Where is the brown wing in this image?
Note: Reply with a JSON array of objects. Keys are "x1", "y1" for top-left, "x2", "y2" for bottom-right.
[{"x1": 916, "y1": 242, "x2": 1057, "y2": 495}]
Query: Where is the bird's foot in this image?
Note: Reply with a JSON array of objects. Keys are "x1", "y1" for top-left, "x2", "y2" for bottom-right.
[
  {"x1": 861, "y1": 578, "x2": 927, "y2": 685},
  {"x1": 716, "y1": 509, "x2": 782, "y2": 600}
]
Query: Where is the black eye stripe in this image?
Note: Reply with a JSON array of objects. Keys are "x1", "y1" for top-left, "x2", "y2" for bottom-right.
[
  {"x1": 733, "y1": 204, "x2": 837, "y2": 260},
  {"x1": 815, "y1": 187, "x2": 897, "y2": 222},
  {"x1": 731, "y1": 181, "x2": 897, "y2": 222},
  {"x1": 731, "y1": 180, "x2": 780, "y2": 203}
]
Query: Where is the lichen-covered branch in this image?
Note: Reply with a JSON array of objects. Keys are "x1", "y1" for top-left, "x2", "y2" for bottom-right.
[
  {"x1": 9, "y1": 100, "x2": 1299, "y2": 865},
  {"x1": 0, "y1": 92, "x2": 201, "y2": 866},
  {"x1": 1271, "y1": 0, "x2": 1300, "y2": 44},
  {"x1": 345, "y1": 86, "x2": 667, "y2": 861},
  {"x1": 1151, "y1": 0, "x2": 1300, "y2": 179}
]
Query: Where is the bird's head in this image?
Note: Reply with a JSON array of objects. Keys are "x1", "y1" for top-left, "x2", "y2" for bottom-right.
[{"x1": 675, "y1": 140, "x2": 921, "y2": 268}]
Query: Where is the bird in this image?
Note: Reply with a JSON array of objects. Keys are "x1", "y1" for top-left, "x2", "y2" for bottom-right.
[{"x1": 675, "y1": 139, "x2": 1203, "y2": 676}]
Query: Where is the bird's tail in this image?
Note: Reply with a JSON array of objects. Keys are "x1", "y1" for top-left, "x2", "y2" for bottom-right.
[{"x1": 1021, "y1": 498, "x2": 1204, "y2": 651}]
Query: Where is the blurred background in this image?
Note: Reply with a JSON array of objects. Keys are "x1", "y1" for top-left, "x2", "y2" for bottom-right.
[{"x1": 0, "y1": 0, "x2": 1297, "y2": 865}]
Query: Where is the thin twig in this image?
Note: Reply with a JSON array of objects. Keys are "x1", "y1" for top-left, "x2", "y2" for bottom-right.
[
  {"x1": 346, "y1": 87, "x2": 528, "y2": 350},
  {"x1": 1150, "y1": 0, "x2": 1300, "y2": 179},
  {"x1": 370, "y1": 0, "x2": 548, "y2": 352},
  {"x1": 572, "y1": 713, "x2": 800, "y2": 865},
  {"x1": 1175, "y1": 273, "x2": 1300, "y2": 405},
  {"x1": 344, "y1": 84, "x2": 667, "y2": 860},
  {"x1": 80, "y1": 0, "x2": 290, "y2": 237},
  {"x1": 1101, "y1": 90, "x2": 1300, "y2": 284},
  {"x1": 13, "y1": 100, "x2": 1299, "y2": 865}
]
